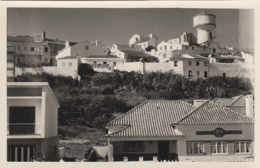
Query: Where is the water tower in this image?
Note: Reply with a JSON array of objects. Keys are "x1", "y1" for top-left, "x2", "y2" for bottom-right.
[{"x1": 193, "y1": 11, "x2": 216, "y2": 44}]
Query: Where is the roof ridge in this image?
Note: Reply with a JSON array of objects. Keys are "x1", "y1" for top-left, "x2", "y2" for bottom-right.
[
  {"x1": 107, "y1": 100, "x2": 148, "y2": 125},
  {"x1": 229, "y1": 95, "x2": 244, "y2": 106},
  {"x1": 173, "y1": 100, "x2": 210, "y2": 125}
]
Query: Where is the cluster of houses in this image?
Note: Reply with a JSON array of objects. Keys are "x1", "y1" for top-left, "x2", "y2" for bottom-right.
[
  {"x1": 6, "y1": 11, "x2": 255, "y2": 162},
  {"x1": 6, "y1": 82, "x2": 254, "y2": 162},
  {"x1": 7, "y1": 11, "x2": 254, "y2": 81}
]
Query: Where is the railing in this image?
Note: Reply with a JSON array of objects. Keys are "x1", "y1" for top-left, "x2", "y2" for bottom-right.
[
  {"x1": 90, "y1": 64, "x2": 112, "y2": 69},
  {"x1": 8, "y1": 123, "x2": 37, "y2": 135}
]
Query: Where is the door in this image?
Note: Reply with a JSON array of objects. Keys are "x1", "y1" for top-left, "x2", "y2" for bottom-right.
[
  {"x1": 158, "y1": 141, "x2": 169, "y2": 161},
  {"x1": 9, "y1": 107, "x2": 35, "y2": 135}
]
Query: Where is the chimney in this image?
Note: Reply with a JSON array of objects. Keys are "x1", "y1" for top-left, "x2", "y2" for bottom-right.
[
  {"x1": 193, "y1": 99, "x2": 207, "y2": 107},
  {"x1": 245, "y1": 95, "x2": 254, "y2": 117},
  {"x1": 96, "y1": 40, "x2": 102, "y2": 46},
  {"x1": 41, "y1": 31, "x2": 46, "y2": 41},
  {"x1": 65, "y1": 41, "x2": 70, "y2": 48}
]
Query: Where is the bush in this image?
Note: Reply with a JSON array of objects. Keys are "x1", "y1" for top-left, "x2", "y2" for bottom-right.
[{"x1": 93, "y1": 116, "x2": 110, "y2": 130}]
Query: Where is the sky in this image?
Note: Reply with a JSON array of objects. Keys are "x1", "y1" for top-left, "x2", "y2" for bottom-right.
[{"x1": 7, "y1": 8, "x2": 254, "y2": 50}]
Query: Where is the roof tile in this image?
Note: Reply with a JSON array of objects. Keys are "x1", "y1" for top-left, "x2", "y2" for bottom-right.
[
  {"x1": 107, "y1": 100, "x2": 194, "y2": 137},
  {"x1": 175, "y1": 100, "x2": 253, "y2": 125}
]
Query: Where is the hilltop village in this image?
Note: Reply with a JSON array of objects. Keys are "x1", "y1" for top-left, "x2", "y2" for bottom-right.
[
  {"x1": 6, "y1": 12, "x2": 254, "y2": 162},
  {"x1": 7, "y1": 11, "x2": 254, "y2": 81}
]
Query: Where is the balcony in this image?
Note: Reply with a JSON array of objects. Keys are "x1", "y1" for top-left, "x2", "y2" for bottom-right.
[{"x1": 8, "y1": 123, "x2": 39, "y2": 136}]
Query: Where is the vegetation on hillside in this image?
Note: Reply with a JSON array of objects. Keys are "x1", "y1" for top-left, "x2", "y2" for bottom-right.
[{"x1": 15, "y1": 70, "x2": 253, "y2": 128}]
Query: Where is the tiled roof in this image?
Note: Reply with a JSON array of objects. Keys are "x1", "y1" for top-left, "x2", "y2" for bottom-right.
[
  {"x1": 169, "y1": 54, "x2": 207, "y2": 61},
  {"x1": 123, "y1": 50, "x2": 151, "y2": 57},
  {"x1": 8, "y1": 35, "x2": 35, "y2": 42},
  {"x1": 213, "y1": 95, "x2": 245, "y2": 106},
  {"x1": 58, "y1": 56, "x2": 78, "y2": 60},
  {"x1": 107, "y1": 100, "x2": 195, "y2": 137},
  {"x1": 175, "y1": 100, "x2": 253, "y2": 125},
  {"x1": 84, "y1": 55, "x2": 119, "y2": 58}
]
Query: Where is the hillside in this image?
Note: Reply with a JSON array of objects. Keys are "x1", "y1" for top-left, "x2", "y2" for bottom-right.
[{"x1": 15, "y1": 70, "x2": 253, "y2": 127}]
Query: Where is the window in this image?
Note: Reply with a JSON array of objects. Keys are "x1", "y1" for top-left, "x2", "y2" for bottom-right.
[
  {"x1": 212, "y1": 141, "x2": 228, "y2": 154},
  {"x1": 192, "y1": 47, "x2": 194, "y2": 50},
  {"x1": 188, "y1": 70, "x2": 192, "y2": 77},
  {"x1": 45, "y1": 47, "x2": 48, "y2": 52},
  {"x1": 93, "y1": 62, "x2": 97, "y2": 64},
  {"x1": 186, "y1": 46, "x2": 188, "y2": 50},
  {"x1": 9, "y1": 107, "x2": 35, "y2": 135},
  {"x1": 24, "y1": 47, "x2": 28, "y2": 52},
  {"x1": 85, "y1": 46, "x2": 89, "y2": 50},
  {"x1": 8, "y1": 145, "x2": 35, "y2": 161},
  {"x1": 188, "y1": 61, "x2": 192, "y2": 66},
  {"x1": 124, "y1": 141, "x2": 144, "y2": 152},
  {"x1": 174, "y1": 61, "x2": 178, "y2": 67},
  {"x1": 31, "y1": 47, "x2": 35, "y2": 52},
  {"x1": 196, "y1": 61, "x2": 200, "y2": 66},
  {"x1": 44, "y1": 58, "x2": 48, "y2": 63},
  {"x1": 103, "y1": 62, "x2": 107, "y2": 64},
  {"x1": 223, "y1": 73, "x2": 226, "y2": 78},
  {"x1": 196, "y1": 71, "x2": 200, "y2": 76},
  {"x1": 163, "y1": 54, "x2": 166, "y2": 58},
  {"x1": 164, "y1": 46, "x2": 167, "y2": 50},
  {"x1": 188, "y1": 142, "x2": 205, "y2": 155},
  {"x1": 68, "y1": 62, "x2": 72, "y2": 66},
  {"x1": 204, "y1": 62, "x2": 208, "y2": 67},
  {"x1": 160, "y1": 47, "x2": 162, "y2": 50},
  {"x1": 235, "y1": 141, "x2": 251, "y2": 154},
  {"x1": 204, "y1": 71, "x2": 208, "y2": 78},
  {"x1": 62, "y1": 62, "x2": 65, "y2": 67},
  {"x1": 170, "y1": 46, "x2": 172, "y2": 49},
  {"x1": 17, "y1": 46, "x2": 21, "y2": 51},
  {"x1": 113, "y1": 62, "x2": 116, "y2": 66}
]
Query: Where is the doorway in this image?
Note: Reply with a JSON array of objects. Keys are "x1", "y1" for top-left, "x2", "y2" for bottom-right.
[{"x1": 158, "y1": 141, "x2": 169, "y2": 161}]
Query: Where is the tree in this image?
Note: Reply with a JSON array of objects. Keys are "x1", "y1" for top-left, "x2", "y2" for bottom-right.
[{"x1": 78, "y1": 64, "x2": 95, "y2": 78}]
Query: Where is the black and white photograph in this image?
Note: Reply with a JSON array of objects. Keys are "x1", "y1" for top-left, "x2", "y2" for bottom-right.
[{"x1": 1, "y1": 1, "x2": 257, "y2": 166}]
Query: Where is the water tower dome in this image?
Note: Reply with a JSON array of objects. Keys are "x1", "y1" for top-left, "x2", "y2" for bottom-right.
[{"x1": 193, "y1": 11, "x2": 216, "y2": 44}]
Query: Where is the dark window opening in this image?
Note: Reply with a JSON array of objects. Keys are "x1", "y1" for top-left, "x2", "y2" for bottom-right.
[
  {"x1": 124, "y1": 141, "x2": 144, "y2": 152},
  {"x1": 188, "y1": 70, "x2": 192, "y2": 77},
  {"x1": 204, "y1": 71, "x2": 208, "y2": 78}
]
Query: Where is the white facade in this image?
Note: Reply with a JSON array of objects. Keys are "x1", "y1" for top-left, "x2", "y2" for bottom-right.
[
  {"x1": 56, "y1": 40, "x2": 109, "y2": 60},
  {"x1": 170, "y1": 54, "x2": 210, "y2": 78},
  {"x1": 57, "y1": 57, "x2": 80, "y2": 78},
  {"x1": 7, "y1": 82, "x2": 60, "y2": 161}
]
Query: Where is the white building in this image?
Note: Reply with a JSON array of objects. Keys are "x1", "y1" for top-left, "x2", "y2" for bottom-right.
[
  {"x1": 56, "y1": 40, "x2": 109, "y2": 60},
  {"x1": 106, "y1": 96, "x2": 254, "y2": 162},
  {"x1": 57, "y1": 56, "x2": 80, "y2": 78},
  {"x1": 7, "y1": 82, "x2": 60, "y2": 161},
  {"x1": 129, "y1": 34, "x2": 158, "y2": 52}
]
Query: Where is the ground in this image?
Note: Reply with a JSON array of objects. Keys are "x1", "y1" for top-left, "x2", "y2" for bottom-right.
[{"x1": 58, "y1": 126, "x2": 105, "y2": 161}]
